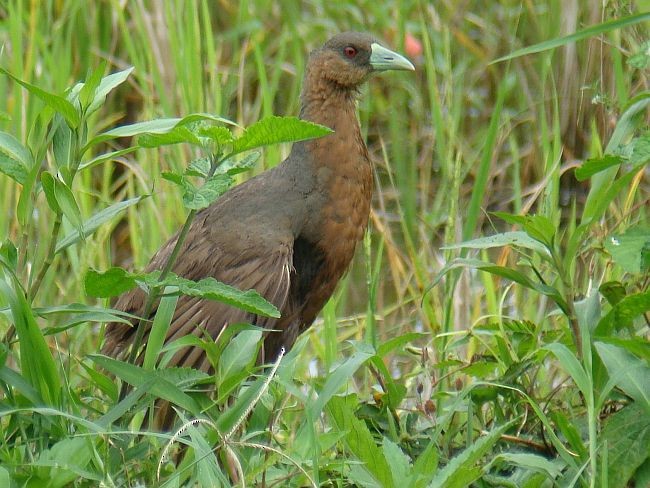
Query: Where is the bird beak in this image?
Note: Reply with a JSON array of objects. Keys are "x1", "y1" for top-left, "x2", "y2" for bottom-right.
[{"x1": 369, "y1": 43, "x2": 415, "y2": 71}]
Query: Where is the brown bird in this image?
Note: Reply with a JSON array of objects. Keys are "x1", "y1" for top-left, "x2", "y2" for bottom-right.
[{"x1": 103, "y1": 32, "x2": 414, "y2": 375}]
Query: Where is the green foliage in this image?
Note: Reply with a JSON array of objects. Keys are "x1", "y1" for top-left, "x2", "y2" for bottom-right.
[
  {"x1": 0, "y1": 131, "x2": 32, "y2": 185},
  {"x1": 0, "y1": 1, "x2": 648, "y2": 486}
]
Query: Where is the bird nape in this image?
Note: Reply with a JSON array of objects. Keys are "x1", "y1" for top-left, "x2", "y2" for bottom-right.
[{"x1": 102, "y1": 32, "x2": 414, "y2": 426}]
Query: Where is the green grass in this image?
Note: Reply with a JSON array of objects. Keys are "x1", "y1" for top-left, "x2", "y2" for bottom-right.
[{"x1": 1, "y1": 1, "x2": 649, "y2": 486}]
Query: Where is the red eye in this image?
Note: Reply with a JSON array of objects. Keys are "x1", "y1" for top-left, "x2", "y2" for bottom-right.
[{"x1": 344, "y1": 46, "x2": 357, "y2": 58}]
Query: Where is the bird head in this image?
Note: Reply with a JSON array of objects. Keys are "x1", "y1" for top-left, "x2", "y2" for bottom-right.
[{"x1": 312, "y1": 32, "x2": 415, "y2": 88}]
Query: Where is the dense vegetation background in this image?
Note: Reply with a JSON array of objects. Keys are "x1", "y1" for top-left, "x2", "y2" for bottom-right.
[{"x1": 0, "y1": 1, "x2": 648, "y2": 486}]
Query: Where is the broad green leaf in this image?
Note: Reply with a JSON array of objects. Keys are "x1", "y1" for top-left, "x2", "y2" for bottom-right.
[
  {"x1": 521, "y1": 215, "x2": 556, "y2": 248},
  {"x1": 85, "y1": 112, "x2": 235, "y2": 152},
  {"x1": 376, "y1": 332, "x2": 428, "y2": 357},
  {"x1": 95, "y1": 117, "x2": 188, "y2": 140},
  {"x1": 56, "y1": 196, "x2": 147, "y2": 254},
  {"x1": 552, "y1": 410, "x2": 589, "y2": 458},
  {"x1": 369, "y1": 356, "x2": 407, "y2": 409},
  {"x1": 220, "y1": 151, "x2": 260, "y2": 176},
  {"x1": 348, "y1": 466, "x2": 383, "y2": 488},
  {"x1": 0, "y1": 66, "x2": 80, "y2": 128},
  {"x1": 181, "y1": 173, "x2": 233, "y2": 210},
  {"x1": 78, "y1": 146, "x2": 138, "y2": 171},
  {"x1": 198, "y1": 125, "x2": 234, "y2": 147},
  {"x1": 142, "y1": 290, "x2": 179, "y2": 370},
  {"x1": 583, "y1": 94, "x2": 650, "y2": 224},
  {"x1": 575, "y1": 154, "x2": 624, "y2": 181},
  {"x1": 478, "y1": 264, "x2": 567, "y2": 311},
  {"x1": 15, "y1": 157, "x2": 31, "y2": 217},
  {"x1": 152, "y1": 273, "x2": 280, "y2": 318},
  {"x1": 42, "y1": 311, "x2": 133, "y2": 335},
  {"x1": 218, "y1": 329, "x2": 262, "y2": 385},
  {"x1": 382, "y1": 438, "x2": 412, "y2": 487},
  {"x1": 33, "y1": 437, "x2": 97, "y2": 487},
  {"x1": 0, "y1": 239, "x2": 17, "y2": 271},
  {"x1": 97, "y1": 378, "x2": 153, "y2": 425},
  {"x1": 84, "y1": 267, "x2": 138, "y2": 298},
  {"x1": 574, "y1": 287, "x2": 601, "y2": 332},
  {"x1": 166, "y1": 323, "x2": 265, "y2": 375},
  {"x1": 231, "y1": 115, "x2": 332, "y2": 155},
  {"x1": 0, "y1": 277, "x2": 61, "y2": 406},
  {"x1": 442, "y1": 231, "x2": 549, "y2": 256},
  {"x1": 308, "y1": 341, "x2": 374, "y2": 418},
  {"x1": 630, "y1": 134, "x2": 650, "y2": 165},
  {"x1": 156, "y1": 366, "x2": 211, "y2": 389},
  {"x1": 427, "y1": 257, "x2": 488, "y2": 291},
  {"x1": 583, "y1": 166, "x2": 641, "y2": 226},
  {"x1": 604, "y1": 227, "x2": 650, "y2": 274},
  {"x1": 0, "y1": 363, "x2": 43, "y2": 405},
  {"x1": 494, "y1": 452, "x2": 562, "y2": 479},
  {"x1": 0, "y1": 130, "x2": 32, "y2": 184},
  {"x1": 595, "y1": 290, "x2": 650, "y2": 335},
  {"x1": 628, "y1": 41, "x2": 650, "y2": 69},
  {"x1": 327, "y1": 394, "x2": 394, "y2": 488},
  {"x1": 42, "y1": 172, "x2": 80, "y2": 228},
  {"x1": 215, "y1": 371, "x2": 272, "y2": 435},
  {"x1": 491, "y1": 211, "x2": 527, "y2": 226},
  {"x1": 490, "y1": 212, "x2": 556, "y2": 248},
  {"x1": 87, "y1": 66, "x2": 133, "y2": 114},
  {"x1": 596, "y1": 337, "x2": 650, "y2": 362},
  {"x1": 595, "y1": 342, "x2": 650, "y2": 411},
  {"x1": 186, "y1": 157, "x2": 211, "y2": 177},
  {"x1": 160, "y1": 171, "x2": 183, "y2": 186},
  {"x1": 184, "y1": 420, "x2": 229, "y2": 487},
  {"x1": 52, "y1": 118, "x2": 72, "y2": 169},
  {"x1": 427, "y1": 258, "x2": 568, "y2": 311},
  {"x1": 33, "y1": 302, "x2": 139, "y2": 319},
  {"x1": 79, "y1": 61, "x2": 107, "y2": 110},
  {"x1": 544, "y1": 343, "x2": 591, "y2": 398},
  {"x1": 492, "y1": 12, "x2": 650, "y2": 63},
  {"x1": 428, "y1": 419, "x2": 516, "y2": 488},
  {"x1": 138, "y1": 125, "x2": 201, "y2": 148},
  {"x1": 41, "y1": 171, "x2": 61, "y2": 213},
  {"x1": 89, "y1": 354, "x2": 202, "y2": 413},
  {"x1": 599, "y1": 403, "x2": 650, "y2": 488},
  {"x1": 599, "y1": 281, "x2": 627, "y2": 306},
  {"x1": 412, "y1": 437, "x2": 439, "y2": 487}
]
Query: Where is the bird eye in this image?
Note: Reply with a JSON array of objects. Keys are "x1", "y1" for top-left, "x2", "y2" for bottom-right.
[{"x1": 344, "y1": 46, "x2": 357, "y2": 58}]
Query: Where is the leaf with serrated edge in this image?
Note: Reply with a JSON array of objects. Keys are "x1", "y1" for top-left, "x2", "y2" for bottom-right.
[
  {"x1": 232, "y1": 116, "x2": 332, "y2": 154},
  {"x1": 327, "y1": 395, "x2": 394, "y2": 488},
  {"x1": 84, "y1": 268, "x2": 138, "y2": 298},
  {"x1": 151, "y1": 273, "x2": 280, "y2": 318}
]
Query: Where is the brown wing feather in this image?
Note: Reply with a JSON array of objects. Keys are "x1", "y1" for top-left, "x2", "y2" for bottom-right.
[{"x1": 102, "y1": 215, "x2": 293, "y2": 372}]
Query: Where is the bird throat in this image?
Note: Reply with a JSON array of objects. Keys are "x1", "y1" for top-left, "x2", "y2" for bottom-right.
[{"x1": 293, "y1": 67, "x2": 373, "y2": 270}]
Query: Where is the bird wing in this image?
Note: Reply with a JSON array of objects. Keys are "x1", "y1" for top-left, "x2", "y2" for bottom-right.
[{"x1": 102, "y1": 217, "x2": 294, "y2": 372}]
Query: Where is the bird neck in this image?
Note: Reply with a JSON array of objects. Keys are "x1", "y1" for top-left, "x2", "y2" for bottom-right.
[
  {"x1": 293, "y1": 66, "x2": 367, "y2": 170},
  {"x1": 298, "y1": 58, "x2": 362, "y2": 125}
]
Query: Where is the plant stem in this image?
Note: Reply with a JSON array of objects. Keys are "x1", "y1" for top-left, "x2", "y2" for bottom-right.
[
  {"x1": 28, "y1": 124, "x2": 82, "y2": 303},
  {"x1": 28, "y1": 213, "x2": 63, "y2": 301},
  {"x1": 123, "y1": 154, "x2": 222, "y2": 372},
  {"x1": 551, "y1": 247, "x2": 582, "y2": 356},
  {"x1": 124, "y1": 207, "x2": 198, "y2": 366}
]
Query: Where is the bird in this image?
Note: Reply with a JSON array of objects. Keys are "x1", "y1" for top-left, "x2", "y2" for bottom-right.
[{"x1": 103, "y1": 32, "x2": 414, "y2": 381}]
